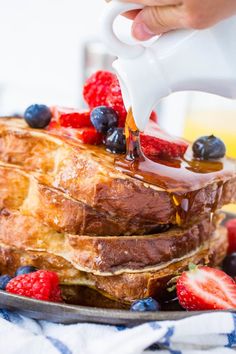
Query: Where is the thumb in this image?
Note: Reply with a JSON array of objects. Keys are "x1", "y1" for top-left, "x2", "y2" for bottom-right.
[{"x1": 132, "y1": 5, "x2": 184, "y2": 40}]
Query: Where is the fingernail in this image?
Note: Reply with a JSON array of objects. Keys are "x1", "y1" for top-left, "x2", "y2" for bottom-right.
[{"x1": 132, "y1": 22, "x2": 156, "y2": 40}]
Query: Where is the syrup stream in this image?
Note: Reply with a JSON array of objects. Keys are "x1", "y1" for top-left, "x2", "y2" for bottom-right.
[{"x1": 125, "y1": 108, "x2": 142, "y2": 161}]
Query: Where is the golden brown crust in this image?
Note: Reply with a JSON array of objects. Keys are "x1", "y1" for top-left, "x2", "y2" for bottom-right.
[
  {"x1": 0, "y1": 210, "x2": 216, "y2": 274},
  {"x1": 0, "y1": 118, "x2": 235, "y2": 229},
  {"x1": 0, "y1": 118, "x2": 232, "y2": 306},
  {"x1": 0, "y1": 163, "x2": 161, "y2": 236},
  {"x1": 0, "y1": 226, "x2": 227, "y2": 303}
]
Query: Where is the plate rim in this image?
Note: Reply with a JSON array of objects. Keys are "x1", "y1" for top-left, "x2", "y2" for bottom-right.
[{"x1": 0, "y1": 290, "x2": 235, "y2": 325}]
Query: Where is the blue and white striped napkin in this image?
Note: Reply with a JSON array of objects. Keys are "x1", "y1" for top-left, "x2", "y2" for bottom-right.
[{"x1": 0, "y1": 310, "x2": 235, "y2": 354}]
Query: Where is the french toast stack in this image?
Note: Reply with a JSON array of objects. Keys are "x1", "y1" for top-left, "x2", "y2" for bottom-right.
[{"x1": 0, "y1": 117, "x2": 235, "y2": 308}]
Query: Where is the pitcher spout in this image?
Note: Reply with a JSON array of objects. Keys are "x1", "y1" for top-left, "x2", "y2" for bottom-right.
[{"x1": 112, "y1": 51, "x2": 170, "y2": 131}]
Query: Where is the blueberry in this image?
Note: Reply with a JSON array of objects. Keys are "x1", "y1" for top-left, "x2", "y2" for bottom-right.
[
  {"x1": 105, "y1": 128, "x2": 126, "y2": 154},
  {"x1": 90, "y1": 106, "x2": 118, "y2": 134},
  {"x1": 192, "y1": 135, "x2": 226, "y2": 160},
  {"x1": 24, "y1": 104, "x2": 52, "y2": 129},
  {"x1": 130, "y1": 297, "x2": 160, "y2": 312},
  {"x1": 0, "y1": 275, "x2": 12, "y2": 290},
  {"x1": 222, "y1": 253, "x2": 236, "y2": 277},
  {"x1": 15, "y1": 265, "x2": 38, "y2": 277}
]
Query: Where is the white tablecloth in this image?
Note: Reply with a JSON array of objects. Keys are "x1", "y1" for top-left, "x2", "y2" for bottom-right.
[{"x1": 0, "y1": 310, "x2": 235, "y2": 354}]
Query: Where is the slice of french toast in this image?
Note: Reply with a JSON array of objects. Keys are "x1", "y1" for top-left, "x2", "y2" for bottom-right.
[
  {"x1": 0, "y1": 223, "x2": 227, "y2": 303},
  {"x1": 0, "y1": 118, "x2": 235, "y2": 229},
  {"x1": 0, "y1": 163, "x2": 162, "y2": 236},
  {"x1": 0, "y1": 209, "x2": 215, "y2": 274}
]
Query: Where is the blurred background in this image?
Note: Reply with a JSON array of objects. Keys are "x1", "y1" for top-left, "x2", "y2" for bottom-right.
[
  {"x1": 0, "y1": 0, "x2": 235, "y2": 165},
  {"x1": 0, "y1": 0, "x2": 105, "y2": 113}
]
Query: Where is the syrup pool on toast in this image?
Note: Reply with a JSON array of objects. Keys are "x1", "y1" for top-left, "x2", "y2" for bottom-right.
[
  {"x1": 115, "y1": 108, "x2": 236, "y2": 225},
  {"x1": 116, "y1": 108, "x2": 235, "y2": 193}
]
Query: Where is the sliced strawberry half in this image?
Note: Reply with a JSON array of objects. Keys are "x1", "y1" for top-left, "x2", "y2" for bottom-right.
[
  {"x1": 47, "y1": 119, "x2": 60, "y2": 131},
  {"x1": 59, "y1": 110, "x2": 92, "y2": 129},
  {"x1": 47, "y1": 119, "x2": 102, "y2": 145},
  {"x1": 150, "y1": 111, "x2": 158, "y2": 123},
  {"x1": 141, "y1": 120, "x2": 188, "y2": 159},
  {"x1": 51, "y1": 106, "x2": 92, "y2": 128},
  {"x1": 73, "y1": 127, "x2": 103, "y2": 145},
  {"x1": 177, "y1": 265, "x2": 236, "y2": 310},
  {"x1": 226, "y1": 219, "x2": 236, "y2": 254}
]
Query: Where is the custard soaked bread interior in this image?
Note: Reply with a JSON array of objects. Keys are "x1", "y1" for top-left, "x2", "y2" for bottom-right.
[{"x1": 0, "y1": 117, "x2": 235, "y2": 306}]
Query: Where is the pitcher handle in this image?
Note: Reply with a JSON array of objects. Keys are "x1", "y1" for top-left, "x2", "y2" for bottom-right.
[{"x1": 100, "y1": 0, "x2": 145, "y2": 59}]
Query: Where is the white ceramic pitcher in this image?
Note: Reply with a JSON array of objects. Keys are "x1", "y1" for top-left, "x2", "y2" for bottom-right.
[{"x1": 100, "y1": 0, "x2": 236, "y2": 131}]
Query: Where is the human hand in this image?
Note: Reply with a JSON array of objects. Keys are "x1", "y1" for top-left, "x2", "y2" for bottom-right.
[{"x1": 120, "y1": 0, "x2": 236, "y2": 40}]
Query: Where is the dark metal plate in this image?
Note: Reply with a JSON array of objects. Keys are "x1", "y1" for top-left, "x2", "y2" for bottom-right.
[
  {"x1": 0, "y1": 211, "x2": 234, "y2": 325},
  {"x1": 0, "y1": 290, "x2": 234, "y2": 325}
]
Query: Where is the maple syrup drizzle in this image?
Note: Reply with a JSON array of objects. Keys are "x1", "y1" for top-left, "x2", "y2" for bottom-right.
[
  {"x1": 115, "y1": 108, "x2": 235, "y2": 225},
  {"x1": 125, "y1": 108, "x2": 142, "y2": 161}
]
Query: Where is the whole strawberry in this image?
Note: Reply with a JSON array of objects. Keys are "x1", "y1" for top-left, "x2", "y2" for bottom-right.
[
  {"x1": 177, "y1": 265, "x2": 236, "y2": 310},
  {"x1": 6, "y1": 270, "x2": 62, "y2": 302}
]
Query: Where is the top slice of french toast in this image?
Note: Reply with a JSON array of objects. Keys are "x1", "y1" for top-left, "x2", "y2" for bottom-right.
[{"x1": 0, "y1": 117, "x2": 235, "y2": 229}]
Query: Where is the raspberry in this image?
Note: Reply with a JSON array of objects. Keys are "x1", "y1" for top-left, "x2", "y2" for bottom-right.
[
  {"x1": 6, "y1": 270, "x2": 62, "y2": 302},
  {"x1": 83, "y1": 71, "x2": 116, "y2": 109},
  {"x1": 141, "y1": 120, "x2": 188, "y2": 159},
  {"x1": 106, "y1": 78, "x2": 127, "y2": 127}
]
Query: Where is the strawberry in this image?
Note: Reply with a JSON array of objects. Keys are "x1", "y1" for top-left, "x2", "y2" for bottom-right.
[
  {"x1": 226, "y1": 219, "x2": 236, "y2": 254},
  {"x1": 51, "y1": 106, "x2": 92, "y2": 128},
  {"x1": 150, "y1": 111, "x2": 158, "y2": 123},
  {"x1": 83, "y1": 70, "x2": 158, "y2": 128},
  {"x1": 59, "y1": 110, "x2": 92, "y2": 129},
  {"x1": 83, "y1": 70, "x2": 127, "y2": 127},
  {"x1": 141, "y1": 120, "x2": 188, "y2": 159},
  {"x1": 47, "y1": 119, "x2": 60, "y2": 131},
  {"x1": 74, "y1": 127, "x2": 103, "y2": 145},
  {"x1": 47, "y1": 116, "x2": 103, "y2": 145},
  {"x1": 106, "y1": 77, "x2": 127, "y2": 127},
  {"x1": 48, "y1": 123, "x2": 103, "y2": 146},
  {"x1": 83, "y1": 71, "x2": 116, "y2": 109},
  {"x1": 6, "y1": 270, "x2": 62, "y2": 302},
  {"x1": 177, "y1": 265, "x2": 236, "y2": 310}
]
